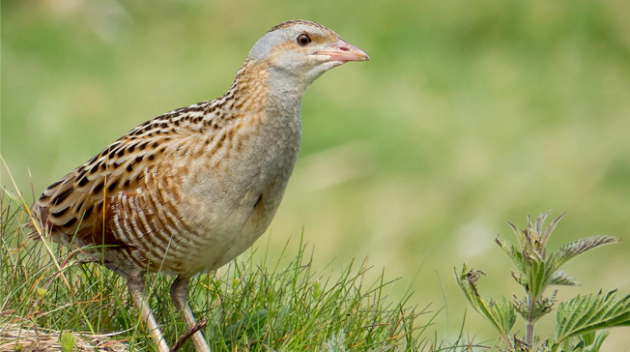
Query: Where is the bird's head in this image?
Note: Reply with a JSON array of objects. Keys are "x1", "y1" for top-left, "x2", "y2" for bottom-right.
[{"x1": 248, "y1": 20, "x2": 369, "y2": 91}]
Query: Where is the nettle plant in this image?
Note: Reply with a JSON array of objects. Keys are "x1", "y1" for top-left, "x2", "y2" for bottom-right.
[{"x1": 456, "y1": 212, "x2": 630, "y2": 351}]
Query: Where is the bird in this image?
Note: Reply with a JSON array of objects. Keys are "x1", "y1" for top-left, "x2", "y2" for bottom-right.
[{"x1": 31, "y1": 20, "x2": 369, "y2": 352}]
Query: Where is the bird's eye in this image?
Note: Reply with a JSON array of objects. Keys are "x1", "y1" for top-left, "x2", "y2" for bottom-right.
[{"x1": 296, "y1": 34, "x2": 311, "y2": 46}]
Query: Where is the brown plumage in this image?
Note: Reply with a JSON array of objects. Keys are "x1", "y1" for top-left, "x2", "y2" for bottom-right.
[{"x1": 32, "y1": 20, "x2": 368, "y2": 352}]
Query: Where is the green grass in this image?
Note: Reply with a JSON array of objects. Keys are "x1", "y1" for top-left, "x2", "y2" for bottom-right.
[
  {"x1": 1, "y1": 189, "x2": 475, "y2": 352},
  {"x1": 2, "y1": 0, "x2": 630, "y2": 349}
]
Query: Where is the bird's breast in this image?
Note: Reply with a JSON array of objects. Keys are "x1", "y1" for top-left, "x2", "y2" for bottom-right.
[{"x1": 170, "y1": 109, "x2": 302, "y2": 273}]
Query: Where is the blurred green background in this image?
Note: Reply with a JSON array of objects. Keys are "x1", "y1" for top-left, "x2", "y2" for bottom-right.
[{"x1": 2, "y1": 0, "x2": 630, "y2": 348}]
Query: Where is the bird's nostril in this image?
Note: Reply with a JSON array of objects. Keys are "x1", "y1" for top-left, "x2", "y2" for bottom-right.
[{"x1": 340, "y1": 46, "x2": 350, "y2": 52}]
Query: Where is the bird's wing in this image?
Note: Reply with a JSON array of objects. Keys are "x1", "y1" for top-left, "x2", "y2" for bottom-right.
[{"x1": 32, "y1": 101, "x2": 217, "y2": 247}]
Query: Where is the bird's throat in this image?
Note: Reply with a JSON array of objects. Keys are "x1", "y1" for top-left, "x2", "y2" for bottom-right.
[{"x1": 230, "y1": 58, "x2": 306, "y2": 123}]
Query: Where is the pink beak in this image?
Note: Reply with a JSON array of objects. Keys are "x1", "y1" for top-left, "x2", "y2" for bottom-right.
[{"x1": 316, "y1": 38, "x2": 370, "y2": 62}]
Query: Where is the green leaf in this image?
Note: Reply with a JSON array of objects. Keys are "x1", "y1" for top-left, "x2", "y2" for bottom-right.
[
  {"x1": 541, "y1": 212, "x2": 565, "y2": 249},
  {"x1": 497, "y1": 235, "x2": 557, "y2": 296},
  {"x1": 514, "y1": 291, "x2": 557, "y2": 323},
  {"x1": 549, "y1": 270, "x2": 581, "y2": 287},
  {"x1": 507, "y1": 221, "x2": 526, "y2": 249},
  {"x1": 455, "y1": 266, "x2": 516, "y2": 341},
  {"x1": 551, "y1": 236, "x2": 621, "y2": 269},
  {"x1": 556, "y1": 290, "x2": 630, "y2": 342},
  {"x1": 511, "y1": 270, "x2": 527, "y2": 287},
  {"x1": 589, "y1": 330, "x2": 610, "y2": 352},
  {"x1": 551, "y1": 330, "x2": 610, "y2": 352},
  {"x1": 496, "y1": 237, "x2": 526, "y2": 275},
  {"x1": 59, "y1": 332, "x2": 76, "y2": 352},
  {"x1": 503, "y1": 212, "x2": 563, "y2": 299},
  {"x1": 524, "y1": 251, "x2": 556, "y2": 299}
]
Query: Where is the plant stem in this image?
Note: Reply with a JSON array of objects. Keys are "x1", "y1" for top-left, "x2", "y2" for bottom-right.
[{"x1": 526, "y1": 295, "x2": 536, "y2": 346}]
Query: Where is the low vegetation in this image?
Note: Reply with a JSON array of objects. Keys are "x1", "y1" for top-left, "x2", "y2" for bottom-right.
[
  {"x1": 2, "y1": 168, "x2": 630, "y2": 352},
  {"x1": 1, "y1": 186, "x2": 472, "y2": 352},
  {"x1": 456, "y1": 212, "x2": 630, "y2": 351}
]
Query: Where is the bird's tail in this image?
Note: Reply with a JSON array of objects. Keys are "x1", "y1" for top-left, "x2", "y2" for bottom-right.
[{"x1": 25, "y1": 205, "x2": 49, "y2": 241}]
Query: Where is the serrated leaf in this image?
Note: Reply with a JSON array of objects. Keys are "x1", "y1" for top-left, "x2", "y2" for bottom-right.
[
  {"x1": 524, "y1": 253, "x2": 556, "y2": 300},
  {"x1": 550, "y1": 270, "x2": 581, "y2": 287},
  {"x1": 534, "y1": 211, "x2": 551, "y2": 238},
  {"x1": 541, "y1": 212, "x2": 564, "y2": 249},
  {"x1": 496, "y1": 237, "x2": 526, "y2": 274},
  {"x1": 556, "y1": 290, "x2": 630, "y2": 342},
  {"x1": 589, "y1": 330, "x2": 610, "y2": 352},
  {"x1": 501, "y1": 214, "x2": 567, "y2": 299},
  {"x1": 550, "y1": 330, "x2": 610, "y2": 352},
  {"x1": 511, "y1": 270, "x2": 527, "y2": 287},
  {"x1": 455, "y1": 266, "x2": 515, "y2": 340},
  {"x1": 514, "y1": 291, "x2": 557, "y2": 322},
  {"x1": 551, "y1": 236, "x2": 620, "y2": 269},
  {"x1": 508, "y1": 221, "x2": 526, "y2": 248},
  {"x1": 513, "y1": 296, "x2": 529, "y2": 319}
]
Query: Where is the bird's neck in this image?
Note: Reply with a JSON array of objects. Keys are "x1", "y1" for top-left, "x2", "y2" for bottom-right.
[
  {"x1": 221, "y1": 58, "x2": 303, "y2": 180},
  {"x1": 228, "y1": 58, "x2": 308, "y2": 117}
]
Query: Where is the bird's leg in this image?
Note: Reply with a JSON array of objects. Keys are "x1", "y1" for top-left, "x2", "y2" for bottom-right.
[
  {"x1": 170, "y1": 275, "x2": 211, "y2": 352},
  {"x1": 128, "y1": 276, "x2": 170, "y2": 352}
]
